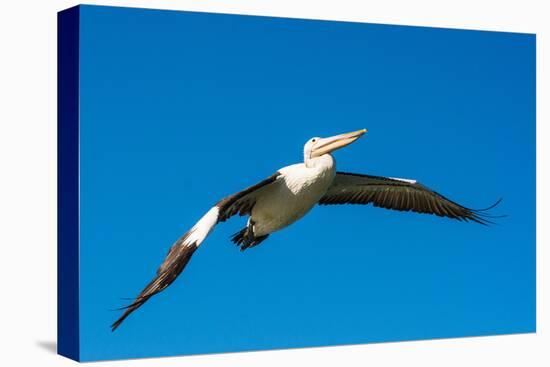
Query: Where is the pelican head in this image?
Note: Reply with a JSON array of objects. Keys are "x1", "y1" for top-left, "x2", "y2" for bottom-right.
[{"x1": 304, "y1": 129, "x2": 367, "y2": 164}]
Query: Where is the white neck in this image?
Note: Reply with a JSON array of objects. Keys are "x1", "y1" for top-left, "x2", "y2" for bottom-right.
[{"x1": 305, "y1": 153, "x2": 335, "y2": 170}]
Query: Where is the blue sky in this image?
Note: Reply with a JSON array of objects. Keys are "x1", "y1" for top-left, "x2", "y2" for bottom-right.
[{"x1": 78, "y1": 5, "x2": 535, "y2": 361}]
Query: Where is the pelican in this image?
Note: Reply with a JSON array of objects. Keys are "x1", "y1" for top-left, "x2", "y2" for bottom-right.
[{"x1": 112, "y1": 129, "x2": 500, "y2": 330}]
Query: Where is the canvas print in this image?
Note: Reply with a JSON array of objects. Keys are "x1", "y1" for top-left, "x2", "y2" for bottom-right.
[{"x1": 58, "y1": 5, "x2": 536, "y2": 362}]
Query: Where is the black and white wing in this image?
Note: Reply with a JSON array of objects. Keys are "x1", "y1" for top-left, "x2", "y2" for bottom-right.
[
  {"x1": 319, "y1": 172, "x2": 500, "y2": 224},
  {"x1": 111, "y1": 172, "x2": 281, "y2": 331}
]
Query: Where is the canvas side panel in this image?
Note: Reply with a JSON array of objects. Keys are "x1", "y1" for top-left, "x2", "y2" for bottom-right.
[{"x1": 57, "y1": 5, "x2": 80, "y2": 362}]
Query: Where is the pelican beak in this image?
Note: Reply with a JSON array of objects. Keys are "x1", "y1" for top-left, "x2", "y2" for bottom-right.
[{"x1": 311, "y1": 129, "x2": 367, "y2": 158}]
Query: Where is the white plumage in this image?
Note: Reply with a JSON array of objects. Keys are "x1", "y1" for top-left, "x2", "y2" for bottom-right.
[{"x1": 252, "y1": 155, "x2": 336, "y2": 236}]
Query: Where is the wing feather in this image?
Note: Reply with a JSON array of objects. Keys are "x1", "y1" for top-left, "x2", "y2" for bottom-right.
[
  {"x1": 111, "y1": 172, "x2": 281, "y2": 330},
  {"x1": 319, "y1": 172, "x2": 501, "y2": 224}
]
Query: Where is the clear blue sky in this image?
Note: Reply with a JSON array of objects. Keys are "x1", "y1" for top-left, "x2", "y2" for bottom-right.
[{"x1": 78, "y1": 5, "x2": 535, "y2": 361}]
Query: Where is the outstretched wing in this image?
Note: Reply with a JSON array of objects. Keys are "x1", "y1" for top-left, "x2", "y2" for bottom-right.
[
  {"x1": 111, "y1": 172, "x2": 281, "y2": 331},
  {"x1": 319, "y1": 172, "x2": 501, "y2": 224}
]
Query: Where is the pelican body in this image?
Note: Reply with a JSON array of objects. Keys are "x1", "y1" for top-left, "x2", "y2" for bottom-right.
[
  {"x1": 246, "y1": 161, "x2": 335, "y2": 238},
  {"x1": 112, "y1": 129, "x2": 499, "y2": 330},
  {"x1": 238, "y1": 140, "x2": 339, "y2": 243}
]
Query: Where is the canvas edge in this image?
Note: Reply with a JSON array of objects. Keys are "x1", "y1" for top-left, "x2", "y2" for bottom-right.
[{"x1": 57, "y1": 5, "x2": 81, "y2": 362}]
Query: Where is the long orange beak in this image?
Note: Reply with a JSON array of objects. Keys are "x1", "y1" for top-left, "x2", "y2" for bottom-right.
[{"x1": 311, "y1": 129, "x2": 367, "y2": 158}]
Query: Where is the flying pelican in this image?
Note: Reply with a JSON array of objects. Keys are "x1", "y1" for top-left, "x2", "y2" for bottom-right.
[{"x1": 112, "y1": 129, "x2": 500, "y2": 330}]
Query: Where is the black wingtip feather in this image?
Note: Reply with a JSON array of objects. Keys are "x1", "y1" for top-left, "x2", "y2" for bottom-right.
[
  {"x1": 464, "y1": 198, "x2": 505, "y2": 226},
  {"x1": 111, "y1": 297, "x2": 151, "y2": 331},
  {"x1": 111, "y1": 242, "x2": 198, "y2": 331},
  {"x1": 472, "y1": 197, "x2": 503, "y2": 212}
]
